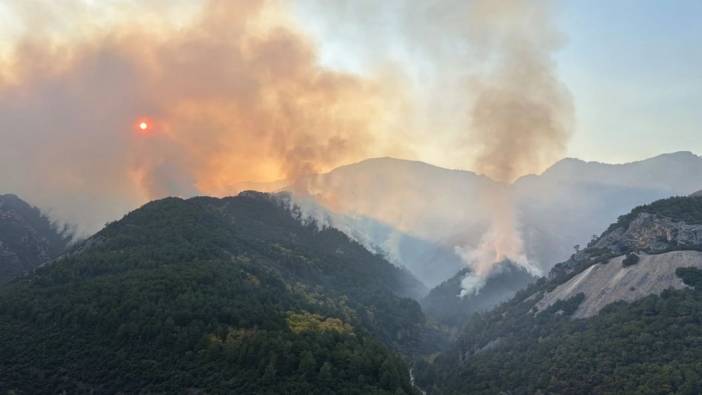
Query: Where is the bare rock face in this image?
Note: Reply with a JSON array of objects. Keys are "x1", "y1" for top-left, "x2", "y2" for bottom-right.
[
  {"x1": 592, "y1": 212, "x2": 702, "y2": 254},
  {"x1": 535, "y1": 251, "x2": 702, "y2": 318},
  {"x1": 539, "y1": 196, "x2": 702, "y2": 318},
  {"x1": 550, "y1": 210, "x2": 702, "y2": 282}
]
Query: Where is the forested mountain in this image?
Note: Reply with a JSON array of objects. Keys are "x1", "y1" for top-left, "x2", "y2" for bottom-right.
[
  {"x1": 416, "y1": 195, "x2": 702, "y2": 394},
  {"x1": 289, "y1": 157, "x2": 495, "y2": 288},
  {"x1": 0, "y1": 194, "x2": 71, "y2": 284},
  {"x1": 0, "y1": 192, "x2": 437, "y2": 394},
  {"x1": 421, "y1": 261, "x2": 537, "y2": 330},
  {"x1": 288, "y1": 152, "x2": 702, "y2": 286}
]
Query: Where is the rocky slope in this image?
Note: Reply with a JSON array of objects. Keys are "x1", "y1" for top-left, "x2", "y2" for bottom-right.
[
  {"x1": 417, "y1": 194, "x2": 702, "y2": 394},
  {"x1": 536, "y1": 251, "x2": 702, "y2": 318},
  {"x1": 549, "y1": 195, "x2": 702, "y2": 282},
  {"x1": 532, "y1": 196, "x2": 702, "y2": 318},
  {"x1": 0, "y1": 194, "x2": 71, "y2": 283}
]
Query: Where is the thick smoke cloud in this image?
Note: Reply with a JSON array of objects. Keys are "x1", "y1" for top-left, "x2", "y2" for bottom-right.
[
  {"x1": 1, "y1": 0, "x2": 573, "y2": 293},
  {"x1": 0, "y1": 0, "x2": 404, "y2": 233},
  {"x1": 466, "y1": 0, "x2": 573, "y2": 183},
  {"x1": 459, "y1": 0, "x2": 572, "y2": 293},
  {"x1": 295, "y1": 0, "x2": 572, "y2": 293},
  {"x1": 295, "y1": 0, "x2": 572, "y2": 179}
]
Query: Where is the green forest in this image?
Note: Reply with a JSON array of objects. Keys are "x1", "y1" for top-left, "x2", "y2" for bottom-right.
[
  {"x1": 0, "y1": 193, "x2": 433, "y2": 394},
  {"x1": 4, "y1": 193, "x2": 702, "y2": 394}
]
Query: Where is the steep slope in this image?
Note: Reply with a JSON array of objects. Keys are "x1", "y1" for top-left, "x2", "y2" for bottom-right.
[
  {"x1": 288, "y1": 195, "x2": 462, "y2": 291},
  {"x1": 421, "y1": 261, "x2": 537, "y2": 329},
  {"x1": 288, "y1": 157, "x2": 496, "y2": 286},
  {"x1": 418, "y1": 195, "x2": 702, "y2": 394},
  {"x1": 0, "y1": 192, "x2": 432, "y2": 394},
  {"x1": 288, "y1": 152, "x2": 702, "y2": 288},
  {"x1": 536, "y1": 251, "x2": 702, "y2": 318},
  {"x1": 515, "y1": 151, "x2": 702, "y2": 270},
  {"x1": 0, "y1": 194, "x2": 71, "y2": 284}
]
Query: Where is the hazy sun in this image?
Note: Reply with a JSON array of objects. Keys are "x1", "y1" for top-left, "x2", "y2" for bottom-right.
[{"x1": 135, "y1": 118, "x2": 153, "y2": 133}]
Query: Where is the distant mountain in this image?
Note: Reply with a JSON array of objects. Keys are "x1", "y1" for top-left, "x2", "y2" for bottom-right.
[
  {"x1": 416, "y1": 195, "x2": 702, "y2": 394},
  {"x1": 0, "y1": 194, "x2": 71, "y2": 284},
  {"x1": 293, "y1": 157, "x2": 498, "y2": 246},
  {"x1": 288, "y1": 194, "x2": 463, "y2": 291},
  {"x1": 421, "y1": 261, "x2": 537, "y2": 330},
  {"x1": 288, "y1": 157, "x2": 498, "y2": 287},
  {"x1": 289, "y1": 152, "x2": 702, "y2": 287},
  {"x1": 0, "y1": 192, "x2": 435, "y2": 393},
  {"x1": 515, "y1": 151, "x2": 702, "y2": 269}
]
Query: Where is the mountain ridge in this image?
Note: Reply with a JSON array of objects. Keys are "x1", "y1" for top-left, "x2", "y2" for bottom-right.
[
  {"x1": 0, "y1": 192, "x2": 436, "y2": 393},
  {"x1": 0, "y1": 193, "x2": 72, "y2": 284},
  {"x1": 417, "y1": 194, "x2": 702, "y2": 394}
]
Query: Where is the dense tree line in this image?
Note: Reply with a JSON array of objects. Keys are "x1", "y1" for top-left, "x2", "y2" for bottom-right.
[
  {"x1": 416, "y1": 264, "x2": 702, "y2": 394},
  {"x1": 421, "y1": 263, "x2": 536, "y2": 331},
  {"x1": 0, "y1": 193, "x2": 429, "y2": 394},
  {"x1": 415, "y1": 197, "x2": 702, "y2": 394}
]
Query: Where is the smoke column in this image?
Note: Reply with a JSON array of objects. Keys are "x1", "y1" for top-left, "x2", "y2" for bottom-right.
[
  {"x1": 295, "y1": 0, "x2": 573, "y2": 293},
  {"x1": 459, "y1": 0, "x2": 573, "y2": 294},
  {"x1": 0, "y1": 0, "x2": 573, "y2": 284}
]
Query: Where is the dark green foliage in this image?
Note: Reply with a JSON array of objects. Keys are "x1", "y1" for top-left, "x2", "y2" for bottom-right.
[
  {"x1": 677, "y1": 267, "x2": 702, "y2": 289},
  {"x1": 543, "y1": 292, "x2": 585, "y2": 316},
  {"x1": 0, "y1": 193, "x2": 423, "y2": 394},
  {"x1": 420, "y1": 285, "x2": 702, "y2": 394},
  {"x1": 0, "y1": 194, "x2": 72, "y2": 283},
  {"x1": 421, "y1": 262, "x2": 537, "y2": 330},
  {"x1": 417, "y1": 194, "x2": 702, "y2": 394},
  {"x1": 623, "y1": 252, "x2": 640, "y2": 267}
]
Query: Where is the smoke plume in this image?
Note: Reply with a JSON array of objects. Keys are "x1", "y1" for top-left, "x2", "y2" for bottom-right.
[
  {"x1": 0, "y1": 0, "x2": 404, "y2": 233},
  {"x1": 1, "y1": 0, "x2": 573, "y2": 292},
  {"x1": 458, "y1": 0, "x2": 572, "y2": 294},
  {"x1": 294, "y1": 0, "x2": 573, "y2": 292}
]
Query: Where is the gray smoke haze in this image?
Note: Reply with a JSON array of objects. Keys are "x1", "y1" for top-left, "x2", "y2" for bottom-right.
[
  {"x1": 463, "y1": 0, "x2": 572, "y2": 293},
  {"x1": 466, "y1": 0, "x2": 573, "y2": 183},
  {"x1": 0, "y1": 0, "x2": 406, "y2": 234},
  {"x1": 0, "y1": 0, "x2": 574, "y2": 293},
  {"x1": 294, "y1": 0, "x2": 572, "y2": 293}
]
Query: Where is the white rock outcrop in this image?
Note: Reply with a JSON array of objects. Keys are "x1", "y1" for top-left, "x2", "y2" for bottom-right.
[{"x1": 535, "y1": 250, "x2": 702, "y2": 318}]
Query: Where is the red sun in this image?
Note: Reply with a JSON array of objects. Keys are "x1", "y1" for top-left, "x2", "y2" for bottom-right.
[{"x1": 135, "y1": 118, "x2": 153, "y2": 133}]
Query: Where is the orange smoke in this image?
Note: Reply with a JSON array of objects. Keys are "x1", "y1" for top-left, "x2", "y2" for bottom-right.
[{"x1": 0, "y1": 0, "x2": 405, "y2": 232}]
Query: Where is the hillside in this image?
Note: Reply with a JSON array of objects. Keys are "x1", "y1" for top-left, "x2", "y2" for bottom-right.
[
  {"x1": 416, "y1": 195, "x2": 702, "y2": 394},
  {"x1": 0, "y1": 194, "x2": 71, "y2": 284},
  {"x1": 0, "y1": 192, "x2": 435, "y2": 394},
  {"x1": 288, "y1": 152, "x2": 702, "y2": 288},
  {"x1": 421, "y1": 261, "x2": 537, "y2": 330},
  {"x1": 515, "y1": 151, "x2": 702, "y2": 271},
  {"x1": 289, "y1": 157, "x2": 496, "y2": 287}
]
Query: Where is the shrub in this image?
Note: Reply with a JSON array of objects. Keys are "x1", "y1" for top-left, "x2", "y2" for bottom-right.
[
  {"x1": 622, "y1": 253, "x2": 640, "y2": 267},
  {"x1": 676, "y1": 267, "x2": 702, "y2": 289}
]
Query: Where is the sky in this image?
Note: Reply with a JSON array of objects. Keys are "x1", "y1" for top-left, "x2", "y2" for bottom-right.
[
  {"x1": 292, "y1": 0, "x2": 702, "y2": 165},
  {"x1": 0, "y1": 0, "x2": 700, "y2": 232},
  {"x1": 557, "y1": 0, "x2": 702, "y2": 163}
]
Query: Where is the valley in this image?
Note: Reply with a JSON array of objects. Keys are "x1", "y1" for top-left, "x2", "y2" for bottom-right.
[{"x1": 3, "y1": 187, "x2": 702, "y2": 393}]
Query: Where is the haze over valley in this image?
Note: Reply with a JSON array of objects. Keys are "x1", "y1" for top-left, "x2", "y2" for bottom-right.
[{"x1": 1, "y1": 1, "x2": 702, "y2": 393}]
